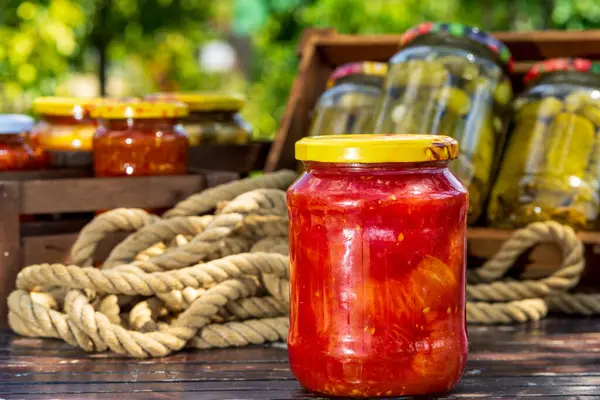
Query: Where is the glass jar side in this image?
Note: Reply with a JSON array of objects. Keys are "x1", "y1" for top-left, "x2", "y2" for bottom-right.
[
  {"x1": 309, "y1": 81, "x2": 382, "y2": 136},
  {"x1": 93, "y1": 118, "x2": 189, "y2": 177},
  {"x1": 488, "y1": 71, "x2": 600, "y2": 229},
  {"x1": 183, "y1": 110, "x2": 252, "y2": 146},
  {"x1": 0, "y1": 134, "x2": 45, "y2": 171},
  {"x1": 287, "y1": 161, "x2": 468, "y2": 397},
  {"x1": 374, "y1": 39, "x2": 512, "y2": 224}
]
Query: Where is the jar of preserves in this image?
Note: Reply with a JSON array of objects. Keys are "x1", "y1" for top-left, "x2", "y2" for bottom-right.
[
  {"x1": 33, "y1": 97, "x2": 98, "y2": 168},
  {"x1": 373, "y1": 22, "x2": 513, "y2": 224},
  {"x1": 488, "y1": 58, "x2": 600, "y2": 229},
  {"x1": 90, "y1": 99, "x2": 189, "y2": 177},
  {"x1": 309, "y1": 62, "x2": 387, "y2": 136},
  {"x1": 0, "y1": 114, "x2": 46, "y2": 171},
  {"x1": 147, "y1": 93, "x2": 252, "y2": 146},
  {"x1": 287, "y1": 135, "x2": 468, "y2": 397}
]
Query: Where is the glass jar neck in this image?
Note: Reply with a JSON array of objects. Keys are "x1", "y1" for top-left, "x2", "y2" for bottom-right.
[
  {"x1": 42, "y1": 114, "x2": 94, "y2": 125},
  {"x1": 528, "y1": 70, "x2": 600, "y2": 87},
  {"x1": 186, "y1": 110, "x2": 237, "y2": 123},
  {"x1": 0, "y1": 134, "x2": 26, "y2": 145},
  {"x1": 304, "y1": 161, "x2": 451, "y2": 174},
  {"x1": 333, "y1": 74, "x2": 384, "y2": 89},
  {"x1": 100, "y1": 118, "x2": 180, "y2": 131},
  {"x1": 405, "y1": 33, "x2": 506, "y2": 72}
]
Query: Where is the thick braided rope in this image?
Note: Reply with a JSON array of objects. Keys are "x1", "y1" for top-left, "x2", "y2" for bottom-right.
[
  {"x1": 7, "y1": 171, "x2": 600, "y2": 353},
  {"x1": 164, "y1": 170, "x2": 297, "y2": 218},
  {"x1": 103, "y1": 216, "x2": 214, "y2": 269},
  {"x1": 465, "y1": 221, "x2": 587, "y2": 324},
  {"x1": 71, "y1": 209, "x2": 159, "y2": 266}
]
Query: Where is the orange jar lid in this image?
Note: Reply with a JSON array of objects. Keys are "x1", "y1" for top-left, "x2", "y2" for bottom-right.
[
  {"x1": 89, "y1": 98, "x2": 189, "y2": 119},
  {"x1": 147, "y1": 92, "x2": 245, "y2": 111},
  {"x1": 33, "y1": 97, "x2": 98, "y2": 117}
]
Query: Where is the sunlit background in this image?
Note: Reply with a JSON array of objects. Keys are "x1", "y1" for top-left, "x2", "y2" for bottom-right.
[{"x1": 0, "y1": 0, "x2": 595, "y2": 138}]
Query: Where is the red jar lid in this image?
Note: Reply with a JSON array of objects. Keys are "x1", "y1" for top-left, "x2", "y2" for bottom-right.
[
  {"x1": 524, "y1": 58, "x2": 600, "y2": 86},
  {"x1": 327, "y1": 62, "x2": 388, "y2": 88}
]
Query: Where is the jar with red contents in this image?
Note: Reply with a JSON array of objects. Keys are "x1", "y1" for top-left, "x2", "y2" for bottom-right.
[
  {"x1": 90, "y1": 100, "x2": 189, "y2": 177},
  {"x1": 33, "y1": 97, "x2": 98, "y2": 168},
  {"x1": 0, "y1": 114, "x2": 46, "y2": 171},
  {"x1": 287, "y1": 135, "x2": 468, "y2": 397}
]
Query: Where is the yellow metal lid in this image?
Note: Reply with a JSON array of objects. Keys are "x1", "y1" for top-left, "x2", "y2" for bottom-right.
[
  {"x1": 33, "y1": 97, "x2": 98, "y2": 117},
  {"x1": 295, "y1": 134, "x2": 459, "y2": 163},
  {"x1": 89, "y1": 99, "x2": 189, "y2": 119},
  {"x1": 147, "y1": 92, "x2": 245, "y2": 111}
]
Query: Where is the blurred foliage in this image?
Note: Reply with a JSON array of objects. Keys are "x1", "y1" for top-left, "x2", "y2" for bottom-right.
[{"x1": 2, "y1": 0, "x2": 600, "y2": 138}]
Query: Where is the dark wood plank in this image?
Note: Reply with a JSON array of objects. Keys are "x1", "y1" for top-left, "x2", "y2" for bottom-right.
[
  {"x1": 22, "y1": 231, "x2": 129, "y2": 265},
  {"x1": 188, "y1": 142, "x2": 272, "y2": 173},
  {"x1": 21, "y1": 175, "x2": 207, "y2": 214},
  {"x1": 0, "y1": 182, "x2": 21, "y2": 329},
  {"x1": 0, "y1": 169, "x2": 91, "y2": 181},
  {"x1": 1, "y1": 318, "x2": 600, "y2": 398}
]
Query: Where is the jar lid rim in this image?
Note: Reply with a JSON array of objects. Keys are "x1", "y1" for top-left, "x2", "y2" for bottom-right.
[
  {"x1": 327, "y1": 62, "x2": 388, "y2": 88},
  {"x1": 89, "y1": 99, "x2": 189, "y2": 119},
  {"x1": 524, "y1": 58, "x2": 600, "y2": 85},
  {"x1": 146, "y1": 92, "x2": 245, "y2": 111},
  {"x1": 34, "y1": 97, "x2": 99, "y2": 117},
  {"x1": 400, "y1": 22, "x2": 513, "y2": 72},
  {"x1": 296, "y1": 134, "x2": 458, "y2": 163},
  {"x1": 0, "y1": 114, "x2": 35, "y2": 134}
]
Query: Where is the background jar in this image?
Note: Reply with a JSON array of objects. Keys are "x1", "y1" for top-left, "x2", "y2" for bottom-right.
[
  {"x1": 488, "y1": 58, "x2": 600, "y2": 230},
  {"x1": 309, "y1": 62, "x2": 387, "y2": 136},
  {"x1": 147, "y1": 93, "x2": 252, "y2": 146},
  {"x1": 373, "y1": 22, "x2": 513, "y2": 224},
  {"x1": 90, "y1": 100, "x2": 189, "y2": 177},
  {"x1": 0, "y1": 114, "x2": 46, "y2": 171},
  {"x1": 287, "y1": 135, "x2": 468, "y2": 398},
  {"x1": 32, "y1": 97, "x2": 98, "y2": 168}
]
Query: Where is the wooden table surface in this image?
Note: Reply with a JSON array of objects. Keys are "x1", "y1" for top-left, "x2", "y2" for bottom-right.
[{"x1": 0, "y1": 318, "x2": 599, "y2": 399}]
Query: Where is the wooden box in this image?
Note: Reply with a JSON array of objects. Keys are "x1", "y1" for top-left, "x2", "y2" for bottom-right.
[
  {"x1": 189, "y1": 141, "x2": 271, "y2": 173},
  {"x1": 265, "y1": 28, "x2": 600, "y2": 288},
  {"x1": 0, "y1": 169, "x2": 238, "y2": 324}
]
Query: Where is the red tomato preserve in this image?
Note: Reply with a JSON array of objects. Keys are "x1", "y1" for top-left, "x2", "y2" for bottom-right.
[
  {"x1": 287, "y1": 135, "x2": 468, "y2": 397},
  {"x1": 90, "y1": 100, "x2": 189, "y2": 177},
  {"x1": 0, "y1": 114, "x2": 46, "y2": 171}
]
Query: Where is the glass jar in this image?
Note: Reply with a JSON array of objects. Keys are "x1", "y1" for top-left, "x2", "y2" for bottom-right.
[
  {"x1": 0, "y1": 114, "x2": 46, "y2": 171},
  {"x1": 488, "y1": 58, "x2": 600, "y2": 229},
  {"x1": 90, "y1": 99, "x2": 189, "y2": 177},
  {"x1": 287, "y1": 135, "x2": 468, "y2": 397},
  {"x1": 374, "y1": 22, "x2": 513, "y2": 224},
  {"x1": 309, "y1": 62, "x2": 387, "y2": 136},
  {"x1": 147, "y1": 93, "x2": 252, "y2": 146},
  {"x1": 33, "y1": 97, "x2": 98, "y2": 168}
]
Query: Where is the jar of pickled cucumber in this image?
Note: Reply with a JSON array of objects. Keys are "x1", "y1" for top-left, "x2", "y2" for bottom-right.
[
  {"x1": 373, "y1": 22, "x2": 513, "y2": 224},
  {"x1": 147, "y1": 93, "x2": 252, "y2": 146},
  {"x1": 488, "y1": 58, "x2": 600, "y2": 229},
  {"x1": 32, "y1": 97, "x2": 98, "y2": 168},
  {"x1": 309, "y1": 62, "x2": 387, "y2": 136}
]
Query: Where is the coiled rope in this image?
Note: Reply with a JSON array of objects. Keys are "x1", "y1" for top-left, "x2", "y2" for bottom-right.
[{"x1": 7, "y1": 170, "x2": 599, "y2": 357}]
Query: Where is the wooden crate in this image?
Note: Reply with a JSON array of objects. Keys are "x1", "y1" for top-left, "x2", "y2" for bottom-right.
[
  {"x1": 189, "y1": 141, "x2": 272, "y2": 173},
  {"x1": 0, "y1": 169, "x2": 238, "y2": 325},
  {"x1": 264, "y1": 28, "x2": 600, "y2": 288}
]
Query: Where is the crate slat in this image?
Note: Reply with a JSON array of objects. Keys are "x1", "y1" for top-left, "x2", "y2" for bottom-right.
[{"x1": 20, "y1": 175, "x2": 207, "y2": 214}]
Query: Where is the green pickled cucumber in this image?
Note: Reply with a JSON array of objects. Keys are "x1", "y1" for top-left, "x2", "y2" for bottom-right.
[
  {"x1": 437, "y1": 86, "x2": 470, "y2": 116},
  {"x1": 388, "y1": 61, "x2": 449, "y2": 87},
  {"x1": 437, "y1": 55, "x2": 480, "y2": 80},
  {"x1": 338, "y1": 92, "x2": 378, "y2": 108},
  {"x1": 545, "y1": 112, "x2": 595, "y2": 178},
  {"x1": 466, "y1": 76, "x2": 490, "y2": 94},
  {"x1": 516, "y1": 97, "x2": 563, "y2": 120},
  {"x1": 583, "y1": 104, "x2": 600, "y2": 127},
  {"x1": 493, "y1": 78, "x2": 513, "y2": 106},
  {"x1": 564, "y1": 90, "x2": 591, "y2": 113}
]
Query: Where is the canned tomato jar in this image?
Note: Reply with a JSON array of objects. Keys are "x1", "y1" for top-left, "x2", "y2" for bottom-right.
[{"x1": 287, "y1": 134, "x2": 468, "y2": 397}]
